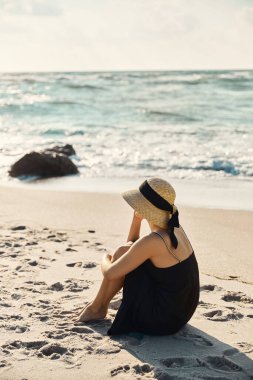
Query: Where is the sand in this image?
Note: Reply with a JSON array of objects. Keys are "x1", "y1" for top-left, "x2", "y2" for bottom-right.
[{"x1": 0, "y1": 185, "x2": 252, "y2": 380}]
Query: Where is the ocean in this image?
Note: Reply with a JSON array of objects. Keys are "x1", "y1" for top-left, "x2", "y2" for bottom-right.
[{"x1": 0, "y1": 70, "x2": 253, "y2": 209}]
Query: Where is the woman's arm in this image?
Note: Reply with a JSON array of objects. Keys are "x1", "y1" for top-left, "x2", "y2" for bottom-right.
[
  {"x1": 101, "y1": 234, "x2": 155, "y2": 280},
  {"x1": 100, "y1": 210, "x2": 144, "y2": 277},
  {"x1": 127, "y1": 211, "x2": 143, "y2": 243}
]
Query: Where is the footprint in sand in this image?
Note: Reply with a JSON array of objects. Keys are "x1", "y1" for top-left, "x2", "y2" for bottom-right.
[
  {"x1": 159, "y1": 355, "x2": 243, "y2": 378},
  {"x1": 0, "y1": 302, "x2": 12, "y2": 308},
  {"x1": 70, "y1": 326, "x2": 94, "y2": 334},
  {"x1": 200, "y1": 284, "x2": 222, "y2": 292},
  {"x1": 0, "y1": 360, "x2": 9, "y2": 368},
  {"x1": 95, "y1": 342, "x2": 121, "y2": 354},
  {"x1": 39, "y1": 315, "x2": 49, "y2": 322},
  {"x1": 48, "y1": 282, "x2": 64, "y2": 291},
  {"x1": 221, "y1": 291, "x2": 253, "y2": 304},
  {"x1": 65, "y1": 261, "x2": 97, "y2": 268},
  {"x1": 110, "y1": 364, "x2": 131, "y2": 377},
  {"x1": 11, "y1": 294, "x2": 22, "y2": 300},
  {"x1": 203, "y1": 308, "x2": 244, "y2": 322},
  {"x1": 65, "y1": 247, "x2": 77, "y2": 252},
  {"x1": 119, "y1": 332, "x2": 146, "y2": 347},
  {"x1": 6, "y1": 325, "x2": 29, "y2": 333},
  {"x1": 236, "y1": 342, "x2": 253, "y2": 353},
  {"x1": 160, "y1": 356, "x2": 205, "y2": 369},
  {"x1": 205, "y1": 355, "x2": 243, "y2": 372},
  {"x1": 9, "y1": 315, "x2": 23, "y2": 320},
  {"x1": 2, "y1": 340, "x2": 48, "y2": 351},
  {"x1": 66, "y1": 262, "x2": 82, "y2": 267},
  {"x1": 83, "y1": 262, "x2": 97, "y2": 268},
  {"x1": 43, "y1": 330, "x2": 70, "y2": 340},
  {"x1": 65, "y1": 279, "x2": 89, "y2": 292},
  {"x1": 174, "y1": 330, "x2": 213, "y2": 347},
  {"x1": 11, "y1": 225, "x2": 27, "y2": 231},
  {"x1": 38, "y1": 343, "x2": 69, "y2": 359},
  {"x1": 132, "y1": 363, "x2": 154, "y2": 375}
]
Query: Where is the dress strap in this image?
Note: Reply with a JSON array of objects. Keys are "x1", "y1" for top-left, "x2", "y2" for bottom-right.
[
  {"x1": 152, "y1": 231, "x2": 181, "y2": 263},
  {"x1": 180, "y1": 224, "x2": 194, "y2": 254}
]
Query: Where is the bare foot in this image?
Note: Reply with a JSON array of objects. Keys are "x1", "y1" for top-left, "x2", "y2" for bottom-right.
[
  {"x1": 73, "y1": 301, "x2": 92, "y2": 320},
  {"x1": 72, "y1": 303, "x2": 108, "y2": 323}
]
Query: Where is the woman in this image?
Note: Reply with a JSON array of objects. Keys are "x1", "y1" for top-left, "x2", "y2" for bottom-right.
[{"x1": 72, "y1": 177, "x2": 200, "y2": 336}]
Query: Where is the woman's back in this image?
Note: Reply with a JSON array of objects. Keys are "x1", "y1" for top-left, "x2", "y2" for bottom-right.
[{"x1": 149, "y1": 224, "x2": 194, "y2": 269}]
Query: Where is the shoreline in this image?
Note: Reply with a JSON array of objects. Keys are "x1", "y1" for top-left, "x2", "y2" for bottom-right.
[{"x1": 1, "y1": 175, "x2": 253, "y2": 212}]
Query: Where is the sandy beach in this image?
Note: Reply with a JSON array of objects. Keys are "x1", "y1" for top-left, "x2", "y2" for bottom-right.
[{"x1": 0, "y1": 185, "x2": 253, "y2": 380}]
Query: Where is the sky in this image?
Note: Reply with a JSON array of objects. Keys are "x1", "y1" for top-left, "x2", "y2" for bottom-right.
[{"x1": 0, "y1": 0, "x2": 253, "y2": 72}]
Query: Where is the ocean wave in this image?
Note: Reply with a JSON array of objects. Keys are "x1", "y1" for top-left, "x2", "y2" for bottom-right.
[
  {"x1": 144, "y1": 109, "x2": 199, "y2": 122},
  {"x1": 196, "y1": 160, "x2": 240, "y2": 175},
  {"x1": 64, "y1": 83, "x2": 105, "y2": 90},
  {"x1": 98, "y1": 73, "x2": 117, "y2": 80},
  {"x1": 65, "y1": 130, "x2": 85, "y2": 136},
  {"x1": 172, "y1": 160, "x2": 240, "y2": 176},
  {"x1": 0, "y1": 94, "x2": 51, "y2": 108},
  {"x1": 218, "y1": 71, "x2": 253, "y2": 80},
  {"x1": 41, "y1": 128, "x2": 66, "y2": 136},
  {"x1": 145, "y1": 79, "x2": 204, "y2": 86},
  {"x1": 40, "y1": 127, "x2": 86, "y2": 136},
  {"x1": 48, "y1": 99, "x2": 84, "y2": 106}
]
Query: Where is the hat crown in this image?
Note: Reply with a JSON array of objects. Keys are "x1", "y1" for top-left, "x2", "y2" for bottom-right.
[
  {"x1": 147, "y1": 177, "x2": 176, "y2": 206},
  {"x1": 121, "y1": 177, "x2": 177, "y2": 231}
]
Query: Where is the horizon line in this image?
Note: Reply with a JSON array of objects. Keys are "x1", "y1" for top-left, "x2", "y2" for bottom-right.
[{"x1": 0, "y1": 67, "x2": 253, "y2": 74}]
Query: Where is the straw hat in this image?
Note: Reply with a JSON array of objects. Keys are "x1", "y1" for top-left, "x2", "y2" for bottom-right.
[{"x1": 121, "y1": 177, "x2": 178, "y2": 229}]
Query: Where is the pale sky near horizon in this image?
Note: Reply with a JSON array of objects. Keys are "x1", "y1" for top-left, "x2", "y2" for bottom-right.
[{"x1": 0, "y1": 0, "x2": 253, "y2": 72}]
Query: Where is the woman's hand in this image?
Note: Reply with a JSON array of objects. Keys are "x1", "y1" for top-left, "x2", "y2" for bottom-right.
[
  {"x1": 134, "y1": 210, "x2": 144, "y2": 221},
  {"x1": 126, "y1": 210, "x2": 143, "y2": 242}
]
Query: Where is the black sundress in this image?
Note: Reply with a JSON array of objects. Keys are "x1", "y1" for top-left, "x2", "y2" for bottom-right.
[{"x1": 107, "y1": 230, "x2": 200, "y2": 336}]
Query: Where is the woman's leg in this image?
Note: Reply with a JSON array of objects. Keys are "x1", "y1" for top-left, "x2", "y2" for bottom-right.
[
  {"x1": 72, "y1": 255, "x2": 126, "y2": 322},
  {"x1": 91, "y1": 275, "x2": 125, "y2": 311}
]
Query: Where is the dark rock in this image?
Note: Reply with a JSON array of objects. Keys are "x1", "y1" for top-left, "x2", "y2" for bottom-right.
[
  {"x1": 44, "y1": 144, "x2": 76, "y2": 157},
  {"x1": 9, "y1": 150, "x2": 78, "y2": 179}
]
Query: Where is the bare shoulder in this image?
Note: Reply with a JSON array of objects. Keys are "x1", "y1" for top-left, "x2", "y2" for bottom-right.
[{"x1": 132, "y1": 232, "x2": 158, "y2": 249}]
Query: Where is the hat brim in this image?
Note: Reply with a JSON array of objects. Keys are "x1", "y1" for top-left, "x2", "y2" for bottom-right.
[{"x1": 121, "y1": 188, "x2": 169, "y2": 229}]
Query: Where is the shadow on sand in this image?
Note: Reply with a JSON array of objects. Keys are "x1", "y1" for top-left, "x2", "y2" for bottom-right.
[{"x1": 87, "y1": 320, "x2": 253, "y2": 379}]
